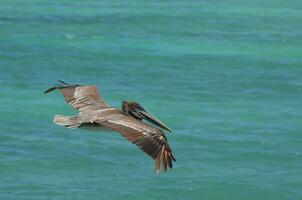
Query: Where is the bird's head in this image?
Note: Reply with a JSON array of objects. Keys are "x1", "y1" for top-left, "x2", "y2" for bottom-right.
[{"x1": 122, "y1": 101, "x2": 172, "y2": 132}]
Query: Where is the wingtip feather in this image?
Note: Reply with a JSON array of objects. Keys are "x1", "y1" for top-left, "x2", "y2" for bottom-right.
[
  {"x1": 155, "y1": 156, "x2": 160, "y2": 174},
  {"x1": 154, "y1": 144, "x2": 176, "y2": 174},
  {"x1": 161, "y1": 146, "x2": 167, "y2": 172},
  {"x1": 58, "y1": 80, "x2": 70, "y2": 85},
  {"x1": 44, "y1": 80, "x2": 72, "y2": 94},
  {"x1": 44, "y1": 87, "x2": 57, "y2": 94}
]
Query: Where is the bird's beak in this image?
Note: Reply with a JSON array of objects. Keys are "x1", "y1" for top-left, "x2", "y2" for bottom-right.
[{"x1": 136, "y1": 109, "x2": 172, "y2": 132}]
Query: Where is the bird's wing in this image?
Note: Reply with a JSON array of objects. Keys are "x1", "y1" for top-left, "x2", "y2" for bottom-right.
[
  {"x1": 100, "y1": 114, "x2": 176, "y2": 173},
  {"x1": 44, "y1": 81, "x2": 110, "y2": 112}
]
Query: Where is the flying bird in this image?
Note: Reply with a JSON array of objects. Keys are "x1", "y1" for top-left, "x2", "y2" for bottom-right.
[{"x1": 44, "y1": 80, "x2": 175, "y2": 173}]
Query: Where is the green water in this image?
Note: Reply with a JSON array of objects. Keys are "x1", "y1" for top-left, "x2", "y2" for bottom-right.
[{"x1": 0, "y1": 0, "x2": 302, "y2": 199}]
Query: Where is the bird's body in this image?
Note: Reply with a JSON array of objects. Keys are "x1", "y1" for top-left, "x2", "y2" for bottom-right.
[{"x1": 45, "y1": 81, "x2": 175, "y2": 173}]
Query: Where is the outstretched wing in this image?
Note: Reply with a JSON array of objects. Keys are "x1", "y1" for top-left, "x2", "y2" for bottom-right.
[
  {"x1": 44, "y1": 80, "x2": 110, "y2": 112},
  {"x1": 100, "y1": 114, "x2": 176, "y2": 174}
]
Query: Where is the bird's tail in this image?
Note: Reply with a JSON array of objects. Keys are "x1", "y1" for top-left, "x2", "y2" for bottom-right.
[{"x1": 53, "y1": 115, "x2": 81, "y2": 129}]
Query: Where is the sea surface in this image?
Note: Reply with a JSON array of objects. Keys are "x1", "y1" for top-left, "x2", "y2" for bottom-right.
[{"x1": 0, "y1": 0, "x2": 301, "y2": 199}]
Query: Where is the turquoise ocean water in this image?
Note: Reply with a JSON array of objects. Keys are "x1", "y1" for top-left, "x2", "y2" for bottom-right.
[{"x1": 1, "y1": 0, "x2": 302, "y2": 199}]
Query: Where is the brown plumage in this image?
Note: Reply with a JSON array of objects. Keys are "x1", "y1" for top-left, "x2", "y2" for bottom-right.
[{"x1": 44, "y1": 80, "x2": 176, "y2": 174}]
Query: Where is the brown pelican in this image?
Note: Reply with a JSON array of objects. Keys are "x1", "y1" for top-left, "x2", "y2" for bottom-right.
[{"x1": 44, "y1": 80, "x2": 175, "y2": 173}]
